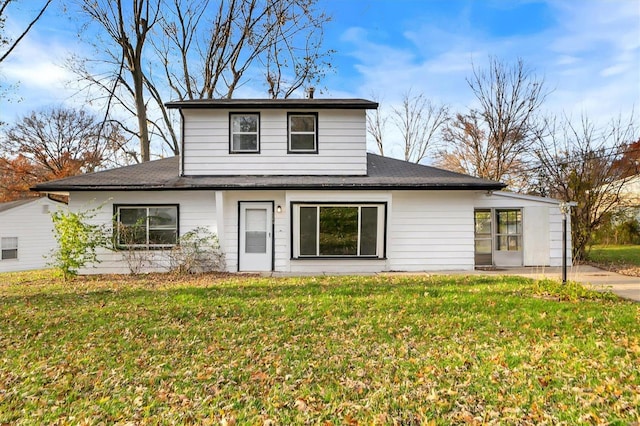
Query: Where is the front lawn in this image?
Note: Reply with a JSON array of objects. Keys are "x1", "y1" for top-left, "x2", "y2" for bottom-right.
[
  {"x1": 1, "y1": 271, "x2": 638, "y2": 424},
  {"x1": 588, "y1": 244, "x2": 640, "y2": 266},
  {"x1": 587, "y1": 244, "x2": 640, "y2": 277}
]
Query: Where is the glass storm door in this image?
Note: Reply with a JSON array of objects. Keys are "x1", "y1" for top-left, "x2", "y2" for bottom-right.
[
  {"x1": 474, "y1": 209, "x2": 493, "y2": 266},
  {"x1": 239, "y1": 202, "x2": 273, "y2": 271}
]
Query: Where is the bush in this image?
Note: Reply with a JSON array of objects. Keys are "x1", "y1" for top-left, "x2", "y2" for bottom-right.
[
  {"x1": 167, "y1": 227, "x2": 225, "y2": 274},
  {"x1": 49, "y1": 207, "x2": 110, "y2": 280}
]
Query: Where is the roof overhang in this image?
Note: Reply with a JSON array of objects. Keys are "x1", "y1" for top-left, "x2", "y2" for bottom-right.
[{"x1": 165, "y1": 98, "x2": 379, "y2": 110}]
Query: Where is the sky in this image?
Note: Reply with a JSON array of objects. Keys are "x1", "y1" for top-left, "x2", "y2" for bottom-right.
[{"x1": 1, "y1": 0, "x2": 639, "y2": 157}]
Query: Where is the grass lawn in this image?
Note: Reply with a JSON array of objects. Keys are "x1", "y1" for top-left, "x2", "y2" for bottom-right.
[
  {"x1": 1, "y1": 271, "x2": 638, "y2": 424},
  {"x1": 588, "y1": 244, "x2": 640, "y2": 267}
]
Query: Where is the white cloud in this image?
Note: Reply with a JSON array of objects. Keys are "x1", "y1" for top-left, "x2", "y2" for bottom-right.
[{"x1": 333, "y1": 0, "x2": 639, "y2": 126}]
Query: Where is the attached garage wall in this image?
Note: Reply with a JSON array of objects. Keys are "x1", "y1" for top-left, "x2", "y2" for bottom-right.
[{"x1": 388, "y1": 191, "x2": 475, "y2": 271}]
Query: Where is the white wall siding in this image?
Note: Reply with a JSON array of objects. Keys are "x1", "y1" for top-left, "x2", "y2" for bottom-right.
[
  {"x1": 182, "y1": 109, "x2": 368, "y2": 175},
  {"x1": 0, "y1": 198, "x2": 64, "y2": 273},
  {"x1": 474, "y1": 192, "x2": 572, "y2": 267},
  {"x1": 388, "y1": 191, "x2": 475, "y2": 271},
  {"x1": 69, "y1": 191, "x2": 218, "y2": 274}
]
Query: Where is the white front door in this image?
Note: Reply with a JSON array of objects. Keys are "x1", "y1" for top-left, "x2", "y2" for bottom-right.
[{"x1": 239, "y1": 202, "x2": 273, "y2": 271}]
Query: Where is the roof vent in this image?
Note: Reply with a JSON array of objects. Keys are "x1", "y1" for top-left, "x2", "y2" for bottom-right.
[{"x1": 306, "y1": 87, "x2": 315, "y2": 99}]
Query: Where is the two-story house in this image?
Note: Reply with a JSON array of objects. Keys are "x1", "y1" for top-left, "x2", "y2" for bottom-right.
[{"x1": 34, "y1": 98, "x2": 571, "y2": 274}]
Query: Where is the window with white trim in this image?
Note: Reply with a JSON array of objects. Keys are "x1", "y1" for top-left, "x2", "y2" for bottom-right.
[
  {"x1": 230, "y1": 113, "x2": 260, "y2": 152},
  {"x1": 288, "y1": 113, "x2": 317, "y2": 153},
  {"x1": 115, "y1": 205, "x2": 178, "y2": 249},
  {"x1": 1, "y1": 237, "x2": 18, "y2": 260},
  {"x1": 293, "y1": 203, "x2": 385, "y2": 258}
]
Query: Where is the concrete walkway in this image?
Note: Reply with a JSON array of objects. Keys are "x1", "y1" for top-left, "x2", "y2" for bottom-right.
[{"x1": 469, "y1": 265, "x2": 640, "y2": 302}]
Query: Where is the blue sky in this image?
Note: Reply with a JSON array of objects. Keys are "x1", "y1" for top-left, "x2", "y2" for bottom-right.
[{"x1": 1, "y1": 0, "x2": 639, "y2": 134}]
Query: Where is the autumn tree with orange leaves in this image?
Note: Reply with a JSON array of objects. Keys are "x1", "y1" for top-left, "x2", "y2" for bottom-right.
[{"x1": 0, "y1": 107, "x2": 123, "y2": 201}]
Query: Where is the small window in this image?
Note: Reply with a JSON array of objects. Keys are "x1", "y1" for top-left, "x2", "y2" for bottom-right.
[
  {"x1": 293, "y1": 203, "x2": 385, "y2": 258},
  {"x1": 1, "y1": 237, "x2": 18, "y2": 260},
  {"x1": 115, "y1": 205, "x2": 178, "y2": 249},
  {"x1": 496, "y1": 209, "x2": 522, "y2": 251},
  {"x1": 230, "y1": 113, "x2": 259, "y2": 153},
  {"x1": 288, "y1": 113, "x2": 317, "y2": 153}
]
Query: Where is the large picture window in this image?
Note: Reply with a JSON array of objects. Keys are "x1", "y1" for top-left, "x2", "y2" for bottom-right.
[
  {"x1": 293, "y1": 203, "x2": 385, "y2": 258},
  {"x1": 115, "y1": 205, "x2": 178, "y2": 249},
  {"x1": 288, "y1": 113, "x2": 317, "y2": 153},
  {"x1": 1, "y1": 237, "x2": 18, "y2": 260},
  {"x1": 230, "y1": 113, "x2": 259, "y2": 153}
]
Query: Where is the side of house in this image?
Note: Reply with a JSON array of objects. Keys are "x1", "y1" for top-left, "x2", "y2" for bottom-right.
[{"x1": 0, "y1": 197, "x2": 65, "y2": 273}]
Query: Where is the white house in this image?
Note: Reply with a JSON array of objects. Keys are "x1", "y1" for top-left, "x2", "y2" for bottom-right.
[
  {"x1": 0, "y1": 197, "x2": 65, "y2": 273},
  {"x1": 33, "y1": 98, "x2": 571, "y2": 274}
]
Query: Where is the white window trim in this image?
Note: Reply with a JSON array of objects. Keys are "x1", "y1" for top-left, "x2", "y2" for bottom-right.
[
  {"x1": 292, "y1": 203, "x2": 386, "y2": 258},
  {"x1": 1, "y1": 237, "x2": 18, "y2": 260},
  {"x1": 230, "y1": 113, "x2": 260, "y2": 153},
  {"x1": 288, "y1": 113, "x2": 318, "y2": 153}
]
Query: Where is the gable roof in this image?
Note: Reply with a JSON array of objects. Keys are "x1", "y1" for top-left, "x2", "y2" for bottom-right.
[
  {"x1": 0, "y1": 198, "x2": 39, "y2": 214},
  {"x1": 165, "y1": 98, "x2": 378, "y2": 110},
  {"x1": 0, "y1": 197, "x2": 65, "y2": 214},
  {"x1": 32, "y1": 154, "x2": 505, "y2": 193}
]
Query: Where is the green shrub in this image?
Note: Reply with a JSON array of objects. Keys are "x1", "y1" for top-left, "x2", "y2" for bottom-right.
[{"x1": 49, "y1": 207, "x2": 110, "y2": 280}]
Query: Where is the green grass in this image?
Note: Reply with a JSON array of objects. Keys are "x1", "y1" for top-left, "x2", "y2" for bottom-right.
[
  {"x1": 588, "y1": 244, "x2": 640, "y2": 266},
  {"x1": 1, "y1": 271, "x2": 638, "y2": 424}
]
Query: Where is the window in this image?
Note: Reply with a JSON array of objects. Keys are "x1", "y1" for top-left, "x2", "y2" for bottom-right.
[
  {"x1": 230, "y1": 113, "x2": 259, "y2": 153},
  {"x1": 1, "y1": 237, "x2": 18, "y2": 260},
  {"x1": 474, "y1": 210, "x2": 492, "y2": 263},
  {"x1": 115, "y1": 205, "x2": 178, "y2": 249},
  {"x1": 293, "y1": 203, "x2": 385, "y2": 258},
  {"x1": 496, "y1": 209, "x2": 522, "y2": 251},
  {"x1": 288, "y1": 113, "x2": 317, "y2": 153}
]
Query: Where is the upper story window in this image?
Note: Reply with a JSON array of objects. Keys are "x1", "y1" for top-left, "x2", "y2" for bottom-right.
[
  {"x1": 288, "y1": 113, "x2": 318, "y2": 153},
  {"x1": 230, "y1": 113, "x2": 260, "y2": 153}
]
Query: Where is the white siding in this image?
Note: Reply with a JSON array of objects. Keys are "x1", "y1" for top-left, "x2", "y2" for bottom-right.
[
  {"x1": 387, "y1": 192, "x2": 475, "y2": 271},
  {"x1": 182, "y1": 109, "x2": 368, "y2": 175},
  {"x1": 475, "y1": 192, "x2": 572, "y2": 267},
  {"x1": 0, "y1": 198, "x2": 64, "y2": 273},
  {"x1": 69, "y1": 191, "x2": 218, "y2": 274},
  {"x1": 220, "y1": 190, "x2": 287, "y2": 273}
]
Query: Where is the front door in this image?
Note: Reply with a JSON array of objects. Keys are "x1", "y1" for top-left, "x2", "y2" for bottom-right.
[{"x1": 239, "y1": 202, "x2": 273, "y2": 271}]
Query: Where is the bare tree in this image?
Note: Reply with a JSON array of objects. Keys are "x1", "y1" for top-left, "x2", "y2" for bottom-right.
[
  {"x1": 71, "y1": 0, "x2": 332, "y2": 162},
  {"x1": 535, "y1": 114, "x2": 638, "y2": 260},
  {"x1": 390, "y1": 91, "x2": 448, "y2": 164},
  {"x1": 366, "y1": 94, "x2": 387, "y2": 156},
  {"x1": 437, "y1": 57, "x2": 547, "y2": 188},
  {"x1": 0, "y1": 0, "x2": 53, "y2": 63},
  {"x1": 75, "y1": 0, "x2": 161, "y2": 163}
]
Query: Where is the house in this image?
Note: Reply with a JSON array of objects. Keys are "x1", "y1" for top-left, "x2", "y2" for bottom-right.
[
  {"x1": 0, "y1": 197, "x2": 65, "y2": 273},
  {"x1": 33, "y1": 98, "x2": 571, "y2": 274},
  {"x1": 617, "y1": 174, "x2": 640, "y2": 221}
]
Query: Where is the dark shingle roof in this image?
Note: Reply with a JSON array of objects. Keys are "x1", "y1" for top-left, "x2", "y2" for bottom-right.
[
  {"x1": 32, "y1": 154, "x2": 505, "y2": 192},
  {"x1": 165, "y1": 98, "x2": 378, "y2": 110}
]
